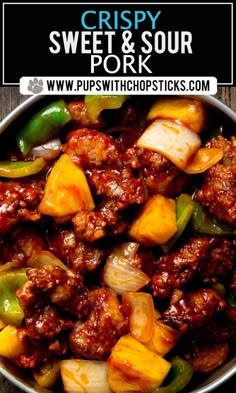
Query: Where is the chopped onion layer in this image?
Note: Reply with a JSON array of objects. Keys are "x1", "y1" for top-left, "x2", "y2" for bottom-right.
[
  {"x1": 30, "y1": 137, "x2": 61, "y2": 160},
  {"x1": 29, "y1": 250, "x2": 73, "y2": 274},
  {"x1": 183, "y1": 147, "x2": 223, "y2": 174},
  {"x1": 137, "y1": 119, "x2": 201, "y2": 170},
  {"x1": 123, "y1": 292, "x2": 155, "y2": 342},
  {"x1": 103, "y1": 244, "x2": 150, "y2": 295},
  {"x1": 61, "y1": 359, "x2": 111, "y2": 393}
]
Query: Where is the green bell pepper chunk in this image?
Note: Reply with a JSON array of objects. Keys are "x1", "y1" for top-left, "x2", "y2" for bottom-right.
[
  {"x1": 191, "y1": 201, "x2": 236, "y2": 236},
  {"x1": 0, "y1": 157, "x2": 46, "y2": 178},
  {"x1": 152, "y1": 356, "x2": 193, "y2": 393},
  {"x1": 0, "y1": 269, "x2": 28, "y2": 327},
  {"x1": 17, "y1": 100, "x2": 71, "y2": 155},
  {"x1": 162, "y1": 194, "x2": 195, "y2": 253},
  {"x1": 85, "y1": 95, "x2": 128, "y2": 122},
  {"x1": 227, "y1": 294, "x2": 236, "y2": 307}
]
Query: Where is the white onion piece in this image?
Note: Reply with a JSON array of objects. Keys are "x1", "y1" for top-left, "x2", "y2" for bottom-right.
[
  {"x1": 61, "y1": 359, "x2": 111, "y2": 393},
  {"x1": 137, "y1": 119, "x2": 201, "y2": 170},
  {"x1": 29, "y1": 250, "x2": 73, "y2": 274},
  {"x1": 103, "y1": 249, "x2": 150, "y2": 295},
  {"x1": 111, "y1": 242, "x2": 140, "y2": 260},
  {"x1": 30, "y1": 138, "x2": 61, "y2": 160},
  {"x1": 122, "y1": 292, "x2": 155, "y2": 342}
]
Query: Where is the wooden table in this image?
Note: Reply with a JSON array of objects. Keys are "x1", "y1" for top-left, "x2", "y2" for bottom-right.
[
  {"x1": 0, "y1": 87, "x2": 235, "y2": 392},
  {"x1": 0, "y1": 87, "x2": 236, "y2": 120}
]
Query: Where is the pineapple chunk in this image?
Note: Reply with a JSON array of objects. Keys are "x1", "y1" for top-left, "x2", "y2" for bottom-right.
[
  {"x1": 0, "y1": 325, "x2": 26, "y2": 359},
  {"x1": 107, "y1": 335, "x2": 171, "y2": 392},
  {"x1": 145, "y1": 321, "x2": 180, "y2": 357},
  {"x1": 147, "y1": 97, "x2": 207, "y2": 133},
  {"x1": 128, "y1": 195, "x2": 177, "y2": 246},
  {"x1": 0, "y1": 319, "x2": 6, "y2": 330},
  {"x1": 39, "y1": 154, "x2": 95, "y2": 216}
]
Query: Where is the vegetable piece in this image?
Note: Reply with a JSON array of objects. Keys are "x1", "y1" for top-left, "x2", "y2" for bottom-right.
[
  {"x1": 103, "y1": 244, "x2": 150, "y2": 295},
  {"x1": 147, "y1": 97, "x2": 207, "y2": 133},
  {"x1": 17, "y1": 100, "x2": 71, "y2": 155},
  {"x1": 128, "y1": 195, "x2": 177, "y2": 246},
  {"x1": 85, "y1": 95, "x2": 128, "y2": 122},
  {"x1": 145, "y1": 321, "x2": 180, "y2": 357},
  {"x1": 30, "y1": 137, "x2": 61, "y2": 161},
  {"x1": 0, "y1": 325, "x2": 26, "y2": 359},
  {"x1": 38, "y1": 154, "x2": 95, "y2": 217},
  {"x1": 0, "y1": 261, "x2": 22, "y2": 273},
  {"x1": 0, "y1": 157, "x2": 46, "y2": 178},
  {"x1": 191, "y1": 201, "x2": 236, "y2": 236},
  {"x1": 227, "y1": 294, "x2": 236, "y2": 307},
  {"x1": 29, "y1": 250, "x2": 72, "y2": 273},
  {"x1": 0, "y1": 320, "x2": 6, "y2": 330},
  {"x1": 183, "y1": 147, "x2": 223, "y2": 174},
  {"x1": 33, "y1": 360, "x2": 61, "y2": 389},
  {"x1": 61, "y1": 359, "x2": 111, "y2": 393},
  {"x1": 137, "y1": 119, "x2": 201, "y2": 170},
  {"x1": 151, "y1": 356, "x2": 193, "y2": 393},
  {"x1": 0, "y1": 269, "x2": 27, "y2": 326},
  {"x1": 162, "y1": 194, "x2": 195, "y2": 253},
  {"x1": 107, "y1": 335, "x2": 171, "y2": 392},
  {"x1": 122, "y1": 292, "x2": 155, "y2": 342}
]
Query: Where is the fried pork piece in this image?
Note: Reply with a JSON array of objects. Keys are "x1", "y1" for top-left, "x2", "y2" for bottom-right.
[
  {"x1": 161, "y1": 289, "x2": 226, "y2": 333},
  {"x1": 16, "y1": 264, "x2": 90, "y2": 358},
  {"x1": 0, "y1": 224, "x2": 45, "y2": 266},
  {"x1": 88, "y1": 166, "x2": 145, "y2": 207},
  {"x1": 72, "y1": 204, "x2": 127, "y2": 242},
  {"x1": 64, "y1": 129, "x2": 146, "y2": 241},
  {"x1": 67, "y1": 100, "x2": 105, "y2": 129},
  {"x1": 151, "y1": 236, "x2": 235, "y2": 299},
  {"x1": 64, "y1": 128, "x2": 122, "y2": 167},
  {"x1": 65, "y1": 129, "x2": 146, "y2": 208},
  {"x1": 22, "y1": 305, "x2": 74, "y2": 341},
  {"x1": 18, "y1": 328, "x2": 68, "y2": 369},
  {"x1": 17, "y1": 264, "x2": 90, "y2": 320},
  {"x1": 48, "y1": 227, "x2": 106, "y2": 274},
  {"x1": 16, "y1": 264, "x2": 90, "y2": 367},
  {"x1": 69, "y1": 288, "x2": 128, "y2": 360},
  {"x1": 185, "y1": 343, "x2": 229, "y2": 373},
  {"x1": 196, "y1": 136, "x2": 236, "y2": 227},
  {"x1": 0, "y1": 178, "x2": 44, "y2": 234},
  {"x1": 126, "y1": 147, "x2": 189, "y2": 197}
]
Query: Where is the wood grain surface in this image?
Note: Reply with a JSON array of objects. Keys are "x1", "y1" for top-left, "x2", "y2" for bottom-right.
[
  {"x1": 0, "y1": 87, "x2": 236, "y2": 120},
  {"x1": 0, "y1": 87, "x2": 235, "y2": 392}
]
